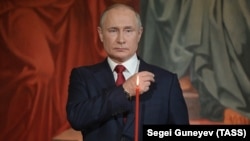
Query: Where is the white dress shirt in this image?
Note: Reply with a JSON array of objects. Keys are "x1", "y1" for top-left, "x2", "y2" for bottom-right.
[{"x1": 107, "y1": 54, "x2": 140, "y2": 81}]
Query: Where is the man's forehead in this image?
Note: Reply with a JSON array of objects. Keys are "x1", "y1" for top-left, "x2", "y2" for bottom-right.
[
  {"x1": 104, "y1": 19, "x2": 137, "y2": 29},
  {"x1": 104, "y1": 11, "x2": 137, "y2": 26}
]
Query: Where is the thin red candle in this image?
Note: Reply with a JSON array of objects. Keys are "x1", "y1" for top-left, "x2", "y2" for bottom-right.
[{"x1": 134, "y1": 75, "x2": 139, "y2": 141}]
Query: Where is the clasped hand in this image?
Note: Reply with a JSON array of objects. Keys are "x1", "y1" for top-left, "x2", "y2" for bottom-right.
[{"x1": 122, "y1": 71, "x2": 155, "y2": 96}]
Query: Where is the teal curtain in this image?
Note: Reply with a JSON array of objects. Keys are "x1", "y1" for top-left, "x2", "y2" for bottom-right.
[{"x1": 138, "y1": 0, "x2": 250, "y2": 121}]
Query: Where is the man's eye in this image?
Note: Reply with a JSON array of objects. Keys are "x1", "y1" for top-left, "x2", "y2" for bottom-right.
[
  {"x1": 125, "y1": 29, "x2": 132, "y2": 32},
  {"x1": 109, "y1": 29, "x2": 117, "y2": 32}
]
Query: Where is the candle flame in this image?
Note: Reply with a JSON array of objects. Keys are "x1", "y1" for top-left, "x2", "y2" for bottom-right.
[{"x1": 136, "y1": 75, "x2": 139, "y2": 86}]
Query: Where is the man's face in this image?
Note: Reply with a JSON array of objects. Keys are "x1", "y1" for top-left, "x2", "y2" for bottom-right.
[{"x1": 98, "y1": 7, "x2": 142, "y2": 63}]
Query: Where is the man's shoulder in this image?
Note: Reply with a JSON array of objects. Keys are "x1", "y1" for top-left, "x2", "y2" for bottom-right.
[
  {"x1": 77, "y1": 63, "x2": 101, "y2": 69},
  {"x1": 141, "y1": 59, "x2": 175, "y2": 76},
  {"x1": 73, "y1": 60, "x2": 108, "y2": 71}
]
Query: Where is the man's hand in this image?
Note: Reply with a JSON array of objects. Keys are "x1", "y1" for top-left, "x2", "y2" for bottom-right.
[{"x1": 123, "y1": 71, "x2": 155, "y2": 97}]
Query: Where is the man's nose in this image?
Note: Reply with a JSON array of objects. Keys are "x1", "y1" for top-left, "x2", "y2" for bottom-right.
[{"x1": 117, "y1": 32, "x2": 125, "y2": 44}]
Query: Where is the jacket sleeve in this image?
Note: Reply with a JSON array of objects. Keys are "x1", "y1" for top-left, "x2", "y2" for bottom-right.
[{"x1": 168, "y1": 74, "x2": 190, "y2": 124}]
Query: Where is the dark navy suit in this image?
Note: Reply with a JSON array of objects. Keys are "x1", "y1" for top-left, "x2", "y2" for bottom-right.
[{"x1": 66, "y1": 57, "x2": 189, "y2": 141}]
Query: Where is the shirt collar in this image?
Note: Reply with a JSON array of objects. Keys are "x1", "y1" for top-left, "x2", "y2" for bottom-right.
[{"x1": 108, "y1": 54, "x2": 139, "y2": 74}]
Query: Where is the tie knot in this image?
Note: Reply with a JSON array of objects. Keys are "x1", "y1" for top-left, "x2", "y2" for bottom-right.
[{"x1": 114, "y1": 65, "x2": 126, "y2": 73}]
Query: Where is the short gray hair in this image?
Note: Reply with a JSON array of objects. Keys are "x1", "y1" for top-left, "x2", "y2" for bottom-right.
[{"x1": 99, "y1": 3, "x2": 142, "y2": 28}]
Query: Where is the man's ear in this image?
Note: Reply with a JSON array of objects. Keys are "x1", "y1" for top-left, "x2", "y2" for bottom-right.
[{"x1": 97, "y1": 27, "x2": 103, "y2": 42}]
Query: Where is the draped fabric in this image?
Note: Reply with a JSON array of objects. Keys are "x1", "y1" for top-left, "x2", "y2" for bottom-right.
[
  {"x1": 138, "y1": 0, "x2": 250, "y2": 121},
  {"x1": 0, "y1": 0, "x2": 139, "y2": 140}
]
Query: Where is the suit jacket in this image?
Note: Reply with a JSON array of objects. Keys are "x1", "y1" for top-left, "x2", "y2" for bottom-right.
[{"x1": 66, "y1": 57, "x2": 189, "y2": 141}]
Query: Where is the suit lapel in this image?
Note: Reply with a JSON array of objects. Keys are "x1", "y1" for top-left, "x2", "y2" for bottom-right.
[
  {"x1": 93, "y1": 59, "x2": 116, "y2": 89},
  {"x1": 92, "y1": 59, "x2": 125, "y2": 126}
]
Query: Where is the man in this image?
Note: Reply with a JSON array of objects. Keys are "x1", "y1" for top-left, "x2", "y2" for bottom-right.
[{"x1": 66, "y1": 3, "x2": 189, "y2": 141}]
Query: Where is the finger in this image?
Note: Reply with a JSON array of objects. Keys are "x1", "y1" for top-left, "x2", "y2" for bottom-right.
[
  {"x1": 138, "y1": 71, "x2": 154, "y2": 77},
  {"x1": 136, "y1": 73, "x2": 153, "y2": 83}
]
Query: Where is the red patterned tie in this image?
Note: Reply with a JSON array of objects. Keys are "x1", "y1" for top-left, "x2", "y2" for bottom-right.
[
  {"x1": 114, "y1": 65, "x2": 126, "y2": 86},
  {"x1": 114, "y1": 65, "x2": 127, "y2": 123}
]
